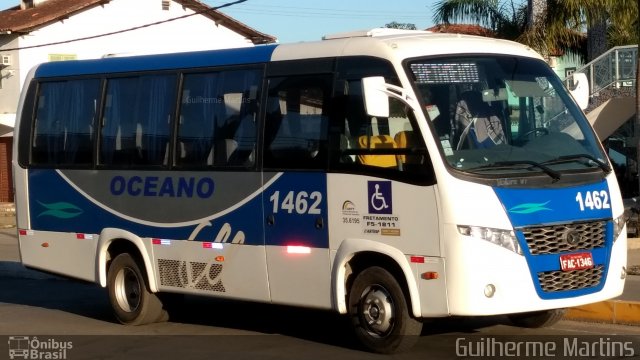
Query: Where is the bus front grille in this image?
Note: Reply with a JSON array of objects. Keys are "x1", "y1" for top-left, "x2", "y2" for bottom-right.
[
  {"x1": 537, "y1": 265, "x2": 604, "y2": 292},
  {"x1": 521, "y1": 220, "x2": 606, "y2": 255}
]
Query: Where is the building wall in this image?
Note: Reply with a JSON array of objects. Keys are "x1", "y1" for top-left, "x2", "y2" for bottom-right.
[
  {"x1": 552, "y1": 52, "x2": 585, "y2": 80},
  {"x1": 0, "y1": 0, "x2": 263, "y2": 203},
  {"x1": 0, "y1": 36, "x2": 20, "y2": 119},
  {"x1": 0, "y1": 137, "x2": 13, "y2": 202},
  {"x1": 1, "y1": 0, "x2": 257, "y2": 127}
]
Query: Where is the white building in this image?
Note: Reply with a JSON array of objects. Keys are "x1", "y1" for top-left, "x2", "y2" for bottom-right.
[{"x1": 0, "y1": 0, "x2": 275, "y2": 201}]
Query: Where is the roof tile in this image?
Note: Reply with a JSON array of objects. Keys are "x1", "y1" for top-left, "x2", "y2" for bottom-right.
[
  {"x1": 426, "y1": 24, "x2": 496, "y2": 38},
  {"x1": 0, "y1": 0, "x2": 275, "y2": 44}
]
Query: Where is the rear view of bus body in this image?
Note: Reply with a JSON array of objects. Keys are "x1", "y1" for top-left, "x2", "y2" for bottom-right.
[{"x1": 13, "y1": 28, "x2": 626, "y2": 354}]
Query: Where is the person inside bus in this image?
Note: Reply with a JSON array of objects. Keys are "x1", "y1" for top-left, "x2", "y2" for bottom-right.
[{"x1": 454, "y1": 90, "x2": 506, "y2": 150}]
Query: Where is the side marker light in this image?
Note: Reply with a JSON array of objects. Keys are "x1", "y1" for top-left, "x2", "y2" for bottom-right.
[{"x1": 421, "y1": 272, "x2": 438, "y2": 280}]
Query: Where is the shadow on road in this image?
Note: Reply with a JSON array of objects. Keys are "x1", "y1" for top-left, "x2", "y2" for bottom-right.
[
  {"x1": 0, "y1": 262, "x2": 112, "y2": 322},
  {"x1": 0, "y1": 260, "x2": 517, "y2": 353}
]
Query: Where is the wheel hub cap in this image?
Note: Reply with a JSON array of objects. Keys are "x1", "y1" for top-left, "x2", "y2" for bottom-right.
[{"x1": 361, "y1": 286, "x2": 394, "y2": 335}]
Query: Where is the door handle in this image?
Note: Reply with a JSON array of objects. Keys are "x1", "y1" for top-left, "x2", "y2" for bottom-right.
[
  {"x1": 315, "y1": 216, "x2": 324, "y2": 229},
  {"x1": 266, "y1": 214, "x2": 275, "y2": 226}
]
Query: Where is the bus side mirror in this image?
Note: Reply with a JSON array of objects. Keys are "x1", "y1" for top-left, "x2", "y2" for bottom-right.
[
  {"x1": 569, "y1": 72, "x2": 589, "y2": 110},
  {"x1": 362, "y1": 76, "x2": 390, "y2": 118}
]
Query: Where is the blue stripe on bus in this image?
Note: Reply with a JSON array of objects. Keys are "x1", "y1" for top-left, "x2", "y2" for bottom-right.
[
  {"x1": 493, "y1": 180, "x2": 612, "y2": 228},
  {"x1": 34, "y1": 44, "x2": 278, "y2": 78},
  {"x1": 27, "y1": 169, "x2": 329, "y2": 249},
  {"x1": 493, "y1": 181, "x2": 613, "y2": 299},
  {"x1": 28, "y1": 169, "x2": 264, "y2": 243}
]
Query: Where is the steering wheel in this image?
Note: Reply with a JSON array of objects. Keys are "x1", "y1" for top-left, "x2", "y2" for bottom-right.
[{"x1": 517, "y1": 127, "x2": 549, "y2": 142}]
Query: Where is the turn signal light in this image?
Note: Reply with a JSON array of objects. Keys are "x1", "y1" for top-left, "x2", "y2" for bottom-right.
[{"x1": 421, "y1": 272, "x2": 438, "y2": 280}]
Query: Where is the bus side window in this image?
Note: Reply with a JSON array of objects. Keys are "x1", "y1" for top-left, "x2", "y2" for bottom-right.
[
  {"x1": 177, "y1": 69, "x2": 261, "y2": 168},
  {"x1": 31, "y1": 79, "x2": 100, "y2": 167},
  {"x1": 331, "y1": 79, "x2": 431, "y2": 180},
  {"x1": 357, "y1": 132, "x2": 398, "y2": 168},
  {"x1": 263, "y1": 75, "x2": 331, "y2": 170},
  {"x1": 177, "y1": 72, "x2": 219, "y2": 167},
  {"x1": 100, "y1": 75, "x2": 175, "y2": 167},
  {"x1": 387, "y1": 100, "x2": 430, "y2": 174},
  {"x1": 216, "y1": 70, "x2": 261, "y2": 168}
]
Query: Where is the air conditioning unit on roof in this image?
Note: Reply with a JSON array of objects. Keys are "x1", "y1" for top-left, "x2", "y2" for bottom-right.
[{"x1": 1, "y1": 55, "x2": 11, "y2": 66}]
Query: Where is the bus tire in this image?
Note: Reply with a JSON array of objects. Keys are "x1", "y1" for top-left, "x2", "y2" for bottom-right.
[
  {"x1": 348, "y1": 266, "x2": 422, "y2": 353},
  {"x1": 508, "y1": 308, "x2": 566, "y2": 328},
  {"x1": 107, "y1": 253, "x2": 167, "y2": 325}
]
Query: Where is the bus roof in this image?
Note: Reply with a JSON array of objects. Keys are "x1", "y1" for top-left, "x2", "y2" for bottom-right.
[
  {"x1": 33, "y1": 29, "x2": 542, "y2": 79},
  {"x1": 34, "y1": 45, "x2": 279, "y2": 78},
  {"x1": 272, "y1": 30, "x2": 542, "y2": 63}
]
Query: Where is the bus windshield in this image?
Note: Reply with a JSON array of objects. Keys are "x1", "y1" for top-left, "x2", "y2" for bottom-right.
[{"x1": 408, "y1": 56, "x2": 609, "y2": 179}]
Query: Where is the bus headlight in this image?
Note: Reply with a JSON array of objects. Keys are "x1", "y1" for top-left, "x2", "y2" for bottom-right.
[
  {"x1": 458, "y1": 225, "x2": 523, "y2": 255},
  {"x1": 613, "y1": 214, "x2": 626, "y2": 242}
]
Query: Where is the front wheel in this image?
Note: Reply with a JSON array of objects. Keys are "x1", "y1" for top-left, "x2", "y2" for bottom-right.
[
  {"x1": 508, "y1": 308, "x2": 566, "y2": 328},
  {"x1": 107, "y1": 253, "x2": 167, "y2": 325},
  {"x1": 348, "y1": 266, "x2": 422, "y2": 353}
]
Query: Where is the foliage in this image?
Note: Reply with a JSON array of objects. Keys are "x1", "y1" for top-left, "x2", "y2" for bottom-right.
[
  {"x1": 385, "y1": 22, "x2": 417, "y2": 30},
  {"x1": 606, "y1": 0, "x2": 639, "y2": 46},
  {"x1": 431, "y1": 0, "x2": 638, "y2": 59},
  {"x1": 432, "y1": 0, "x2": 525, "y2": 40}
]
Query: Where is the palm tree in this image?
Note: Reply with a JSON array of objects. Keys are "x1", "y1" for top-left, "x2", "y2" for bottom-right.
[
  {"x1": 431, "y1": 0, "x2": 584, "y2": 59},
  {"x1": 542, "y1": 0, "x2": 612, "y2": 61},
  {"x1": 607, "y1": 1, "x2": 639, "y2": 46},
  {"x1": 431, "y1": 0, "x2": 525, "y2": 41}
]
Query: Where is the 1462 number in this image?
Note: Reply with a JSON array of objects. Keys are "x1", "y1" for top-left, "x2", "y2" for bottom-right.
[
  {"x1": 270, "y1": 191, "x2": 322, "y2": 215},
  {"x1": 575, "y1": 190, "x2": 610, "y2": 211}
]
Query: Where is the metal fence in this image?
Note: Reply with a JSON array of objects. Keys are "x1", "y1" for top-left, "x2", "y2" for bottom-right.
[{"x1": 573, "y1": 45, "x2": 637, "y2": 95}]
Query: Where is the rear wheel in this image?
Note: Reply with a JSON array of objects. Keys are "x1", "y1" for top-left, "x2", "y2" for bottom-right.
[
  {"x1": 508, "y1": 308, "x2": 566, "y2": 328},
  {"x1": 107, "y1": 253, "x2": 167, "y2": 325},
  {"x1": 348, "y1": 266, "x2": 422, "y2": 353}
]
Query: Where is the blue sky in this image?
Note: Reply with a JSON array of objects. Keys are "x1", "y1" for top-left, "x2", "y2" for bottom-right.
[
  {"x1": 0, "y1": 0, "x2": 439, "y2": 43},
  {"x1": 216, "y1": 0, "x2": 439, "y2": 43}
]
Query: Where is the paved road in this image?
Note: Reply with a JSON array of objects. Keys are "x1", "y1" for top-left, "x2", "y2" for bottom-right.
[
  {"x1": 0, "y1": 227, "x2": 18, "y2": 262},
  {"x1": 2, "y1": 270, "x2": 640, "y2": 360},
  {"x1": 3, "y1": 228, "x2": 640, "y2": 359}
]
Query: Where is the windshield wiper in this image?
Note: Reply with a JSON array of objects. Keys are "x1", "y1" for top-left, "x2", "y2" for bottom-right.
[
  {"x1": 469, "y1": 160, "x2": 561, "y2": 182},
  {"x1": 542, "y1": 154, "x2": 611, "y2": 172}
]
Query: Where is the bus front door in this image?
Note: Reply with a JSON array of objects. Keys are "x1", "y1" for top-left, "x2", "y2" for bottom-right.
[{"x1": 263, "y1": 172, "x2": 331, "y2": 308}]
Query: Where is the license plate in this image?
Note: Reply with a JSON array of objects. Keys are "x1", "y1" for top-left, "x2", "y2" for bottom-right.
[{"x1": 559, "y1": 252, "x2": 594, "y2": 271}]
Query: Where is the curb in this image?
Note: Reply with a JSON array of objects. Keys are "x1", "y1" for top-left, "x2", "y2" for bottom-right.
[
  {"x1": 563, "y1": 237, "x2": 640, "y2": 326},
  {"x1": 564, "y1": 300, "x2": 640, "y2": 325}
]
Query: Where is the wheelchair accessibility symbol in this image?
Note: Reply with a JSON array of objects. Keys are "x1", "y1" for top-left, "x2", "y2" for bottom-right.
[{"x1": 368, "y1": 181, "x2": 392, "y2": 214}]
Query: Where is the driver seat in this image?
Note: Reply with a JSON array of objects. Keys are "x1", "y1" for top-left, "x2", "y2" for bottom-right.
[{"x1": 455, "y1": 91, "x2": 506, "y2": 149}]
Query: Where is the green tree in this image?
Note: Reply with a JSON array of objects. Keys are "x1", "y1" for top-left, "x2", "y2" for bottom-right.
[
  {"x1": 542, "y1": 0, "x2": 613, "y2": 60},
  {"x1": 385, "y1": 22, "x2": 417, "y2": 30},
  {"x1": 432, "y1": 0, "x2": 525, "y2": 40},
  {"x1": 605, "y1": 0, "x2": 639, "y2": 46},
  {"x1": 431, "y1": 0, "x2": 583, "y2": 59},
  {"x1": 531, "y1": 0, "x2": 638, "y2": 59}
]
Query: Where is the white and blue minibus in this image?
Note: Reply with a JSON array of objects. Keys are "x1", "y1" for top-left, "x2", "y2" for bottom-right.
[{"x1": 13, "y1": 28, "x2": 626, "y2": 353}]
